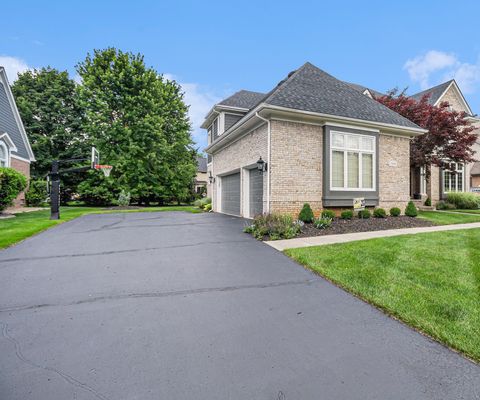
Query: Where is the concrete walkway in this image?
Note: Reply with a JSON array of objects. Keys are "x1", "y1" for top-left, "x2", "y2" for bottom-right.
[{"x1": 266, "y1": 221, "x2": 480, "y2": 251}]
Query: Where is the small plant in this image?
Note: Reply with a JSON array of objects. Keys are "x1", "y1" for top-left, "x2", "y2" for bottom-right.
[
  {"x1": 405, "y1": 201, "x2": 418, "y2": 217},
  {"x1": 117, "y1": 190, "x2": 131, "y2": 207},
  {"x1": 340, "y1": 210, "x2": 353, "y2": 220},
  {"x1": 446, "y1": 192, "x2": 480, "y2": 209},
  {"x1": 0, "y1": 167, "x2": 27, "y2": 211},
  {"x1": 204, "y1": 203, "x2": 212, "y2": 212},
  {"x1": 373, "y1": 208, "x2": 386, "y2": 218},
  {"x1": 194, "y1": 197, "x2": 211, "y2": 209},
  {"x1": 436, "y1": 200, "x2": 456, "y2": 210},
  {"x1": 358, "y1": 209, "x2": 371, "y2": 219},
  {"x1": 389, "y1": 207, "x2": 401, "y2": 217},
  {"x1": 245, "y1": 213, "x2": 301, "y2": 240},
  {"x1": 298, "y1": 203, "x2": 314, "y2": 223},
  {"x1": 25, "y1": 179, "x2": 48, "y2": 206},
  {"x1": 313, "y1": 216, "x2": 333, "y2": 229},
  {"x1": 321, "y1": 209, "x2": 335, "y2": 219},
  {"x1": 424, "y1": 197, "x2": 431, "y2": 206}
]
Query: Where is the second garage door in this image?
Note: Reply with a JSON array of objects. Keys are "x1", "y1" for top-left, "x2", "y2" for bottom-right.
[
  {"x1": 249, "y1": 169, "x2": 263, "y2": 217},
  {"x1": 221, "y1": 173, "x2": 241, "y2": 216}
]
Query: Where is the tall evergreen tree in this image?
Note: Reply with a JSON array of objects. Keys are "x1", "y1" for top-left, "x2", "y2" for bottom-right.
[{"x1": 76, "y1": 48, "x2": 197, "y2": 205}]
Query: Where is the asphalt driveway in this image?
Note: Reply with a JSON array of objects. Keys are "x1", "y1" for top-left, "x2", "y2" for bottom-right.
[{"x1": 0, "y1": 211, "x2": 479, "y2": 399}]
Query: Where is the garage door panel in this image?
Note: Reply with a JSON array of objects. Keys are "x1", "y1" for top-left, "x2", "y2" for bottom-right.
[
  {"x1": 249, "y1": 169, "x2": 263, "y2": 217},
  {"x1": 221, "y1": 173, "x2": 240, "y2": 216}
]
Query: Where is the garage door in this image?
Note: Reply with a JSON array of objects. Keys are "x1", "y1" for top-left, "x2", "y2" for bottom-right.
[
  {"x1": 221, "y1": 173, "x2": 241, "y2": 215},
  {"x1": 249, "y1": 169, "x2": 263, "y2": 217}
]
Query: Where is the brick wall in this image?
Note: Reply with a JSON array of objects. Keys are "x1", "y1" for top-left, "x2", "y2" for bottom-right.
[
  {"x1": 378, "y1": 134, "x2": 411, "y2": 210},
  {"x1": 270, "y1": 120, "x2": 323, "y2": 214},
  {"x1": 10, "y1": 157, "x2": 30, "y2": 207}
]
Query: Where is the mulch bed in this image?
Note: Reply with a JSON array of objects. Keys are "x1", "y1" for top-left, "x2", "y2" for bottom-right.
[{"x1": 298, "y1": 216, "x2": 434, "y2": 238}]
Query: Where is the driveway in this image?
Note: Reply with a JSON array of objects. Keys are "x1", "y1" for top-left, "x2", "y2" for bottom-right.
[{"x1": 0, "y1": 211, "x2": 479, "y2": 399}]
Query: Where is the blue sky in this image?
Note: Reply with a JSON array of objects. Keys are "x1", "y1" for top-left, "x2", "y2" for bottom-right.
[{"x1": 2, "y1": 0, "x2": 480, "y2": 149}]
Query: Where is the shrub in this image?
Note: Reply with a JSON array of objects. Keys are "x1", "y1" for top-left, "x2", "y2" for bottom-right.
[
  {"x1": 313, "y1": 216, "x2": 333, "y2": 229},
  {"x1": 204, "y1": 203, "x2": 212, "y2": 212},
  {"x1": 245, "y1": 213, "x2": 301, "y2": 240},
  {"x1": 25, "y1": 179, "x2": 48, "y2": 206},
  {"x1": 117, "y1": 190, "x2": 131, "y2": 206},
  {"x1": 321, "y1": 209, "x2": 335, "y2": 219},
  {"x1": 0, "y1": 167, "x2": 27, "y2": 211},
  {"x1": 78, "y1": 177, "x2": 117, "y2": 206},
  {"x1": 298, "y1": 203, "x2": 314, "y2": 223},
  {"x1": 405, "y1": 201, "x2": 418, "y2": 217},
  {"x1": 424, "y1": 197, "x2": 431, "y2": 206},
  {"x1": 358, "y1": 209, "x2": 371, "y2": 219},
  {"x1": 446, "y1": 192, "x2": 480, "y2": 210},
  {"x1": 194, "y1": 197, "x2": 211, "y2": 209},
  {"x1": 389, "y1": 207, "x2": 401, "y2": 217},
  {"x1": 373, "y1": 208, "x2": 386, "y2": 218},
  {"x1": 340, "y1": 210, "x2": 353, "y2": 220},
  {"x1": 436, "y1": 200, "x2": 456, "y2": 210}
]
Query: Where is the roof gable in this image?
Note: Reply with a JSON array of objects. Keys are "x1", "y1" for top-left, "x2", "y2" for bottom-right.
[
  {"x1": 0, "y1": 67, "x2": 35, "y2": 161},
  {"x1": 410, "y1": 80, "x2": 453, "y2": 105},
  {"x1": 262, "y1": 63, "x2": 421, "y2": 129}
]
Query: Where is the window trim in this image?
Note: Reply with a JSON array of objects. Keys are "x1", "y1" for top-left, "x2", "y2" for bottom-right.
[
  {"x1": 0, "y1": 140, "x2": 9, "y2": 167},
  {"x1": 329, "y1": 130, "x2": 376, "y2": 192},
  {"x1": 443, "y1": 162, "x2": 464, "y2": 193}
]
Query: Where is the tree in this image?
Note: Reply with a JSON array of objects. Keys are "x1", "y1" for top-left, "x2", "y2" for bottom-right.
[
  {"x1": 76, "y1": 48, "x2": 197, "y2": 205},
  {"x1": 376, "y1": 90, "x2": 477, "y2": 174},
  {"x1": 12, "y1": 68, "x2": 87, "y2": 201}
]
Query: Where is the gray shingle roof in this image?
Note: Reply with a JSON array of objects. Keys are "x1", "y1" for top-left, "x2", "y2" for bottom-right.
[
  {"x1": 262, "y1": 62, "x2": 421, "y2": 129},
  {"x1": 218, "y1": 90, "x2": 265, "y2": 110},
  {"x1": 410, "y1": 80, "x2": 453, "y2": 105},
  {"x1": 196, "y1": 156, "x2": 207, "y2": 173},
  {"x1": 343, "y1": 82, "x2": 384, "y2": 98}
]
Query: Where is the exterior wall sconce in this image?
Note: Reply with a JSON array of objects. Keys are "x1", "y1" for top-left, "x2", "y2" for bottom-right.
[
  {"x1": 208, "y1": 171, "x2": 215, "y2": 183},
  {"x1": 256, "y1": 157, "x2": 268, "y2": 172}
]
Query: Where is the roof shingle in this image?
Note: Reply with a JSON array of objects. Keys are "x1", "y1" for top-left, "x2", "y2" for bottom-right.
[{"x1": 218, "y1": 90, "x2": 265, "y2": 110}]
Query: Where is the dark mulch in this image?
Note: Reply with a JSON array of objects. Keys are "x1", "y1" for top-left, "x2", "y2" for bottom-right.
[{"x1": 298, "y1": 216, "x2": 434, "y2": 238}]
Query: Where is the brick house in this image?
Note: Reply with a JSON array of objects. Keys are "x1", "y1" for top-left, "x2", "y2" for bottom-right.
[
  {"x1": 0, "y1": 67, "x2": 35, "y2": 206},
  {"x1": 194, "y1": 156, "x2": 208, "y2": 194},
  {"x1": 202, "y1": 62, "x2": 426, "y2": 217}
]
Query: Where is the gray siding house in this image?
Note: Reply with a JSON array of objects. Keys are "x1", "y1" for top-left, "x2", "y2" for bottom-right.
[{"x1": 202, "y1": 62, "x2": 425, "y2": 217}]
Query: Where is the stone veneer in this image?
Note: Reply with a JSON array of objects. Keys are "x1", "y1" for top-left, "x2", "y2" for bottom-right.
[{"x1": 10, "y1": 157, "x2": 30, "y2": 207}]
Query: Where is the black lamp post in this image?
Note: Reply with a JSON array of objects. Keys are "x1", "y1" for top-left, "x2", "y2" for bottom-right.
[
  {"x1": 208, "y1": 171, "x2": 215, "y2": 183},
  {"x1": 256, "y1": 157, "x2": 267, "y2": 172}
]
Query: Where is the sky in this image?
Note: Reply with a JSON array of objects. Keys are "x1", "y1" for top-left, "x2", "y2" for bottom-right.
[{"x1": 1, "y1": 0, "x2": 480, "y2": 150}]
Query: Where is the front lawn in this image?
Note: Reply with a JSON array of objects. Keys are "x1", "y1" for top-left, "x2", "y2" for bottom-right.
[
  {"x1": 446, "y1": 209, "x2": 480, "y2": 215},
  {"x1": 285, "y1": 229, "x2": 480, "y2": 362},
  {"x1": 0, "y1": 205, "x2": 200, "y2": 249},
  {"x1": 418, "y1": 210, "x2": 480, "y2": 225}
]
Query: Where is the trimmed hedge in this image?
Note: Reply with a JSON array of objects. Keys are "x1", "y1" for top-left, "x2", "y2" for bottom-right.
[
  {"x1": 446, "y1": 192, "x2": 480, "y2": 210},
  {"x1": 341, "y1": 210, "x2": 353, "y2": 220},
  {"x1": 298, "y1": 203, "x2": 314, "y2": 223},
  {"x1": 373, "y1": 208, "x2": 386, "y2": 218},
  {"x1": 0, "y1": 167, "x2": 27, "y2": 211},
  {"x1": 389, "y1": 207, "x2": 401, "y2": 217},
  {"x1": 358, "y1": 209, "x2": 371, "y2": 219},
  {"x1": 405, "y1": 201, "x2": 418, "y2": 217}
]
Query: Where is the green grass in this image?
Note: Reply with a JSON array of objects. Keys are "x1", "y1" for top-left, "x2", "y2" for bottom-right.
[
  {"x1": 285, "y1": 229, "x2": 480, "y2": 362},
  {"x1": 446, "y1": 209, "x2": 480, "y2": 215},
  {"x1": 0, "y1": 205, "x2": 201, "y2": 249},
  {"x1": 418, "y1": 210, "x2": 480, "y2": 225}
]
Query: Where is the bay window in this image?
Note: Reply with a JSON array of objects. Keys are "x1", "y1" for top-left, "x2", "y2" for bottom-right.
[
  {"x1": 331, "y1": 131, "x2": 375, "y2": 190},
  {"x1": 443, "y1": 163, "x2": 464, "y2": 193}
]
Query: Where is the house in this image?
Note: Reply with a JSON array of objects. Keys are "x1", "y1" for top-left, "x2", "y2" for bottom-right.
[
  {"x1": 408, "y1": 80, "x2": 480, "y2": 200},
  {"x1": 202, "y1": 62, "x2": 426, "y2": 217},
  {"x1": 194, "y1": 156, "x2": 208, "y2": 194},
  {"x1": 0, "y1": 66, "x2": 35, "y2": 206}
]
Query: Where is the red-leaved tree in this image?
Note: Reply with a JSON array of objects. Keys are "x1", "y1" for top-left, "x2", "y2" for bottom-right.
[{"x1": 376, "y1": 89, "x2": 477, "y2": 174}]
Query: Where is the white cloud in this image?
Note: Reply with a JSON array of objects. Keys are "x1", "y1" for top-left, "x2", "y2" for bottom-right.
[
  {"x1": 164, "y1": 73, "x2": 221, "y2": 150},
  {"x1": 0, "y1": 55, "x2": 32, "y2": 82},
  {"x1": 404, "y1": 50, "x2": 480, "y2": 93}
]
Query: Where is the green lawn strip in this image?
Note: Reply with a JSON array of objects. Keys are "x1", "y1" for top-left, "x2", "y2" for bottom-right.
[
  {"x1": 418, "y1": 210, "x2": 480, "y2": 225},
  {"x1": 0, "y1": 205, "x2": 201, "y2": 249},
  {"x1": 445, "y1": 209, "x2": 480, "y2": 215},
  {"x1": 285, "y1": 229, "x2": 480, "y2": 362}
]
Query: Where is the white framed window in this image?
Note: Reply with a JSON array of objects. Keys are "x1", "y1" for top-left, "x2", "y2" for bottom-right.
[
  {"x1": 330, "y1": 131, "x2": 376, "y2": 191},
  {"x1": 0, "y1": 141, "x2": 9, "y2": 167},
  {"x1": 443, "y1": 163, "x2": 464, "y2": 193}
]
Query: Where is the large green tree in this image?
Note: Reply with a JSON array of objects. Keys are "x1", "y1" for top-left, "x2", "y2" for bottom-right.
[
  {"x1": 12, "y1": 67, "x2": 87, "y2": 200},
  {"x1": 76, "y1": 48, "x2": 197, "y2": 205}
]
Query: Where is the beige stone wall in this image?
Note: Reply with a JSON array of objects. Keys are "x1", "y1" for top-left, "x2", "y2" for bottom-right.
[
  {"x1": 428, "y1": 165, "x2": 441, "y2": 203},
  {"x1": 440, "y1": 85, "x2": 470, "y2": 113},
  {"x1": 10, "y1": 157, "x2": 30, "y2": 207},
  {"x1": 211, "y1": 123, "x2": 268, "y2": 215},
  {"x1": 269, "y1": 120, "x2": 323, "y2": 215},
  {"x1": 378, "y1": 134, "x2": 411, "y2": 211}
]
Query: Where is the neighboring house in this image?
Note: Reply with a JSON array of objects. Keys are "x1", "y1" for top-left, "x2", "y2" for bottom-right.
[
  {"x1": 0, "y1": 67, "x2": 35, "y2": 206},
  {"x1": 408, "y1": 80, "x2": 480, "y2": 200},
  {"x1": 194, "y1": 156, "x2": 208, "y2": 194},
  {"x1": 202, "y1": 62, "x2": 425, "y2": 217}
]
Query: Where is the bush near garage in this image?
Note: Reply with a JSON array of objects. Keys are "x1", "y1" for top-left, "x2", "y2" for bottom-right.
[
  {"x1": 0, "y1": 167, "x2": 27, "y2": 211},
  {"x1": 194, "y1": 197, "x2": 211, "y2": 210},
  {"x1": 244, "y1": 213, "x2": 301, "y2": 240}
]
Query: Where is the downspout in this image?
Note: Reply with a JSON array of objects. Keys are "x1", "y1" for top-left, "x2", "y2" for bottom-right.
[
  {"x1": 255, "y1": 112, "x2": 271, "y2": 213},
  {"x1": 209, "y1": 109, "x2": 220, "y2": 212}
]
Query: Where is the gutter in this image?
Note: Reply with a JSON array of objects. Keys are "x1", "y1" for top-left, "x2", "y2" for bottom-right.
[{"x1": 255, "y1": 112, "x2": 271, "y2": 213}]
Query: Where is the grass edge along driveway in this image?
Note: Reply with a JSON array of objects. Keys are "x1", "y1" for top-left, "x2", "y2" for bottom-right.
[
  {"x1": 0, "y1": 206, "x2": 201, "y2": 249},
  {"x1": 418, "y1": 210, "x2": 480, "y2": 225},
  {"x1": 285, "y1": 228, "x2": 480, "y2": 363}
]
